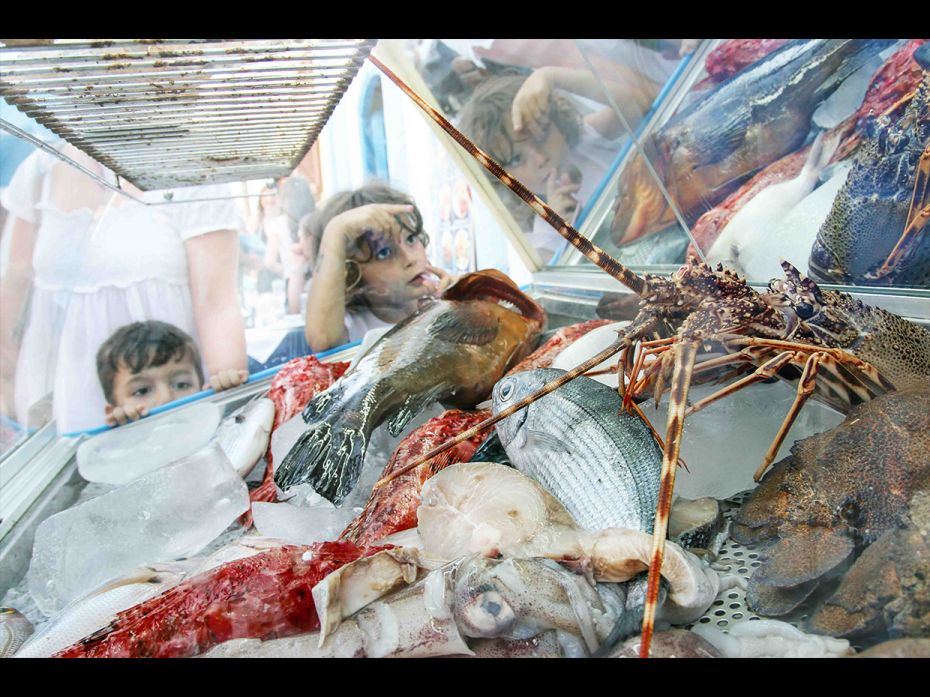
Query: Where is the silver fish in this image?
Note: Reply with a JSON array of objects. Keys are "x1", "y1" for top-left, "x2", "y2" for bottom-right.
[
  {"x1": 493, "y1": 369, "x2": 662, "y2": 533},
  {"x1": 1, "y1": 608, "x2": 34, "y2": 658},
  {"x1": 214, "y1": 397, "x2": 275, "y2": 479}
]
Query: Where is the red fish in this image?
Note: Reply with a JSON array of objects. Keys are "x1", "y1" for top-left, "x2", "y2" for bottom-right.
[
  {"x1": 505, "y1": 319, "x2": 614, "y2": 376},
  {"x1": 54, "y1": 541, "x2": 387, "y2": 658}
]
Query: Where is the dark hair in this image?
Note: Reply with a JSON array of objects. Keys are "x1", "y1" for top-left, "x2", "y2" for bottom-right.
[
  {"x1": 305, "y1": 182, "x2": 426, "y2": 309},
  {"x1": 456, "y1": 74, "x2": 582, "y2": 225},
  {"x1": 96, "y1": 321, "x2": 204, "y2": 403}
]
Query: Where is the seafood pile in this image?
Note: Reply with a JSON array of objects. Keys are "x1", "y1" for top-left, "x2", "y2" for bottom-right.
[{"x1": 370, "y1": 51, "x2": 930, "y2": 658}]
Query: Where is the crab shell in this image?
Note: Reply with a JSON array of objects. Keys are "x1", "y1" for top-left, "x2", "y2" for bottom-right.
[{"x1": 730, "y1": 380, "x2": 930, "y2": 617}]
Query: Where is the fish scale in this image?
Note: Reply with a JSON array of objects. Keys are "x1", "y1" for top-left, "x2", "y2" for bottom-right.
[{"x1": 493, "y1": 369, "x2": 663, "y2": 535}]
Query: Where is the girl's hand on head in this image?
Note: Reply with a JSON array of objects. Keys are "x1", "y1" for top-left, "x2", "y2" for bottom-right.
[
  {"x1": 209, "y1": 368, "x2": 250, "y2": 393},
  {"x1": 105, "y1": 403, "x2": 149, "y2": 427},
  {"x1": 512, "y1": 69, "x2": 554, "y2": 140},
  {"x1": 322, "y1": 203, "x2": 415, "y2": 254}
]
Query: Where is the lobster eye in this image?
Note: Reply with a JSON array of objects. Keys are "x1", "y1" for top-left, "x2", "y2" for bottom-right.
[
  {"x1": 795, "y1": 302, "x2": 815, "y2": 320},
  {"x1": 498, "y1": 381, "x2": 514, "y2": 402}
]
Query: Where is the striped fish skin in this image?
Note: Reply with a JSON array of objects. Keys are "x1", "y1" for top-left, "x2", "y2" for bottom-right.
[
  {"x1": 492, "y1": 369, "x2": 662, "y2": 534},
  {"x1": 1, "y1": 608, "x2": 34, "y2": 658}
]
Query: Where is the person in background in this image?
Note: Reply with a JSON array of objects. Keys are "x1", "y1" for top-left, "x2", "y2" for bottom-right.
[
  {"x1": 97, "y1": 320, "x2": 247, "y2": 427},
  {"x1": 457, "y1": 68, "x2": 660, "y2": 260},
  {"x1": 260, "y1": 176, "x2": 316, "y2": 315},
  {"x1": 303, "y1": 182, "x2": 455, "y2": 353},
  {"x1": 0, "y1": 144, "x2": 249, "y2": 432}
]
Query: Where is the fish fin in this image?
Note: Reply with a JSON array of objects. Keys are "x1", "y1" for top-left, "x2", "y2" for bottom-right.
[
  {"x1": 387, "y1": 384, "x2": 448, "y2": 436},
  {"x1": 274, "y1": 421, "x2": 367, "y2": 505},
  {"x1": 301, "y1": 387, "x2": 339, "y2": 424},
  {"x1": 274, "y1": 422, "x2": 334, "y2": 490},
  {"x1": 686, "y1": 109, "x2": 749, "y2": 168},
  {"x1": 522, "y1": 429, "x2": 571, "y2": 454},
  {"x1": 430, "y1": 306, "x2": 500, "y2": 346}
]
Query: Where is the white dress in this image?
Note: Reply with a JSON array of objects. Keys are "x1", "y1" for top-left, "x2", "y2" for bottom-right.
[{"x1": 2, "y1": 149, "x2": 243, "y2": 433}]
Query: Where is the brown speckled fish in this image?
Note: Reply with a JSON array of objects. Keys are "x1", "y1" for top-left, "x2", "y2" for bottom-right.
[{"x1": 275, "y1": 270, "x2": 544, "y2": 504}]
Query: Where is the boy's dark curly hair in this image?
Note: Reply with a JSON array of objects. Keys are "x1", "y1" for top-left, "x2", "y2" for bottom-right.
[{"x1": 96, "y1": 321, "x2": 203, "y2": 403}]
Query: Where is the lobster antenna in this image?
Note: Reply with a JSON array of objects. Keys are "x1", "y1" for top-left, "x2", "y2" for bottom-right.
[{"x1": 369, "y1": 54, "x2": 647, "y2": 297}]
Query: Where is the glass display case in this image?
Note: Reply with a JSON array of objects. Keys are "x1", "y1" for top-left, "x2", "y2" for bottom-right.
[{"x1": 2, "y1": 38, "x2": 929, "y2": 659}]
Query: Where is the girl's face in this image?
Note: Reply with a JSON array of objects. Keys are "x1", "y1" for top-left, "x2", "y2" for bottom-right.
[
  {"x1": 498, "y1": 120, "x2": 571, "y2": 195},
  {"x1": 350, "y1": 217, "x2": 436, "y2": 309}
]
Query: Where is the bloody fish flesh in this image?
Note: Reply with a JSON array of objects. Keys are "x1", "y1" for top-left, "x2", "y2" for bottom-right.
[{"x1": 53, "y1": 541, "x2": 388, "y2": 658}]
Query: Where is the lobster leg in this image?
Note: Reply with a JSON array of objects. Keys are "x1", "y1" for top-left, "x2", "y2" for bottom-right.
[
  {"x1": 754, "y1": 352, "x2": 825, "y2": 481},
  {"x1": 685, "y1": 350, "x2": 797, "y2": 416},
  {"x1": 640, "y1": 341, "x2": 698, "y2": 658},
  {"x1": 867, "y1": 142, "x2": 930, "y2": 280}
]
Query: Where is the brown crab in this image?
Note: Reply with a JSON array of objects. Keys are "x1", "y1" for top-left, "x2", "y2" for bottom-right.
[{"x1": 730, "y1": 380, "x2": 930, "y2": 626}]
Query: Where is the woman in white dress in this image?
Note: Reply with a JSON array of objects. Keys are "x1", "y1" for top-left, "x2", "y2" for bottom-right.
[{"x1": 0, "y1": 143, "x2": 249, "y2": 433}]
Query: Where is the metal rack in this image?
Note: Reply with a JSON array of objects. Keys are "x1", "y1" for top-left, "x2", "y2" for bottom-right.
[{"x1": 0, "y1": 39, "x2": 376, "y2": 191}]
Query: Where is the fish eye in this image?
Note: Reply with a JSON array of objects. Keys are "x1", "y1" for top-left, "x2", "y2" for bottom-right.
[
  {"x1": 795, "y1": 302, "x2": 815, "y2": 320},
  {"x1": 498, "y1": 381, "x2": 514, "y2": 402}
]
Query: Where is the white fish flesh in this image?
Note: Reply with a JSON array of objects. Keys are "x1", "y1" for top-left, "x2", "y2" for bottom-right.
[
  {"x1": 706, "y1": 132, "x2": 839, "y2": 276},
  {"x1": 214, "y1": 398, "x2": 275, "y2": 478},
  {"x1": 417, "y1": 462, "x2": 719, "y2": 621},
  {"x1": 492, "y1": 369, "x2": 662, "y2": 532},
  {"x1": 1, "y1": 608, "x2": 34, "y2": 658},
  {"x1": 692, "y1": 618, "x2": 853, "y2": 658}
]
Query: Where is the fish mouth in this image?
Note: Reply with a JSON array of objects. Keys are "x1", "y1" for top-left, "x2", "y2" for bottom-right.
[{"x1": 442, "y1": 270, "x2": 545, "y2": 330}]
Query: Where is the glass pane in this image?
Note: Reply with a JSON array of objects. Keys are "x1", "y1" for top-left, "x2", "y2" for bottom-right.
[{"x1": 570, "y1": 38, "x2": 930, "y2": 296}]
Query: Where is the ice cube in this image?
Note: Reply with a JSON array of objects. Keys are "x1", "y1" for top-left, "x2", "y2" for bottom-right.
[
  {"x1": 251, "y1": 502, "x2": 360, "y2": 545},
  {"x1": 672, "y1": 380, "x2": 845, "y2": 500},
  {"x1": 26, "y1": 443, "x2": 249, "y2": 616}
]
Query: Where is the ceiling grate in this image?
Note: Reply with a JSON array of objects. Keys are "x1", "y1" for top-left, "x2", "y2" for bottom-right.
[{"x1": 0, "y1": 39, "x2": 376, "y2": 190}]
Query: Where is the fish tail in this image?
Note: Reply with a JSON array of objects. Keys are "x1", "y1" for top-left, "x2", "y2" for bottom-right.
[
  {"x1": 273, "y1": 422, "x2": 334, "y2": 489},
  {"x1": 308, "y1": 427, "x2": 368, "y2": 505}
]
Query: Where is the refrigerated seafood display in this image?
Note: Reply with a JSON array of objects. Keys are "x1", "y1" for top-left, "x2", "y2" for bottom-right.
[{"x1": 2, "y1": 38, "x2": 930, "y2": 660}]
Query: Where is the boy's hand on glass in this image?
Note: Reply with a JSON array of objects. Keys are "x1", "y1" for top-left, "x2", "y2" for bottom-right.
[
  {"x1": 546, "y1": 171, "x2": 581, "y2": 221},
  {"x1": 105, "y1": 402, "x2": 149, "y2": 427},
  {"x1": 209, "y1": 368, "x2": 249, "y2": 393},
  {"x1": 322, "y1": 204, "x2": 415, "y2": 254},
  {"x1": 512, "y1": 69, "x2": 553, "y2": 140}
]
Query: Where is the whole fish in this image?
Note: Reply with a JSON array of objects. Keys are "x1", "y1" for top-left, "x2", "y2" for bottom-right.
[
  {"x1": 1, "y1": 608, "x2": 34, "y2": 658},
  {"x1": 214, "y1": 397, "x2": 275, "y2": 479},
  {"x1": 611, "y1": 39, "x2": 894, "y2": 245},
  {"x1": 275, "y1": 270, "x2": 545, "y2": 505},
  {"x1": 493, "y1": 369, "x2": 662, "y2": 533}
]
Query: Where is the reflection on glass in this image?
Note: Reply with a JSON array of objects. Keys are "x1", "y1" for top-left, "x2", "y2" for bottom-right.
[
  {"x1": 585, "y1": 38, "x2": 929, "y2": 291},
  {"x1": 0, "y1": 138, "x2": 248, "y2": 442},
  {"x1": 408, "y1": 39, "x2": 679, "y2": 263}
]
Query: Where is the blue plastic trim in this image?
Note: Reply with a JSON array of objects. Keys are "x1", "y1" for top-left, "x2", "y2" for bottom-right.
[
  {"x1": 58, "y1": 339, "x2": 363, "y2": 439},
  {"x1": 551, "y1": 53, "x2": 694, "y2": 263}
]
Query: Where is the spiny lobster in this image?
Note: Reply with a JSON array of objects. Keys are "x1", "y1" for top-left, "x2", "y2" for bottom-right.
[{"x1": 368, "y1": 54, "x2": 930, "y2": 658}]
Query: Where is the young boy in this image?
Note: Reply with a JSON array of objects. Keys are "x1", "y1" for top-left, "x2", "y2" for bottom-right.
[{"x1": 96, "y1": 320, "x2": 245, "y2": 427}]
